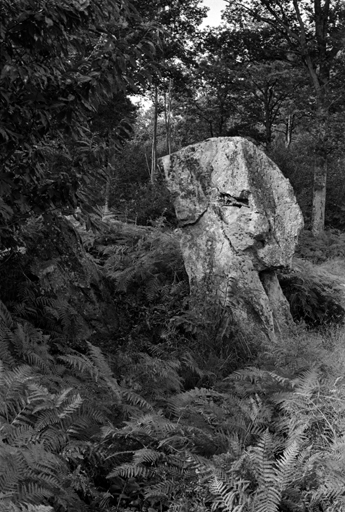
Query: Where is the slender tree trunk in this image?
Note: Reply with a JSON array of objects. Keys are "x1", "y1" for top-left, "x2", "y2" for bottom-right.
[
  {"x1": 265, "y1": 117, "x2": 272, "y2": 151},
  {"x1": 104, "y1": 177, "x2": 110, "y2": 215},
  {"x1": 311, "y1": 157, "x2": 327, "y2": 236},
  {"x1": 145, "y1": 150, "x2": 150, "y2": 177},
  {"x1": 311, "y1": 107, "x2": 328, "y2": 236},
  {"x1": 285, "y1": 113, "x2": 294, "y2": 148},
  {"x1": 164, "y1": 80, "x2": 172, "y2": 155},
  {"x1": 263, "y1": 85, "x2": 273, "y2": 151},
  {"x1": 151, "y1": 85, "x2": 158, "y2": 184},
  {"x1": 167, "y1": 79, "x2": 172, "y2": 155},
  {"x1": 104, "y1": 133, "x2": 110, "y2": 216},
  {"x1": 164, "y1": 92, "x2": 168, "y2": 152}
]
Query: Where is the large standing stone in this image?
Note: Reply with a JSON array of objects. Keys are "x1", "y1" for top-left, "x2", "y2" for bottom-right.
[{"x1": 160, "y1": 137, "x2": 304, "y2": 340}]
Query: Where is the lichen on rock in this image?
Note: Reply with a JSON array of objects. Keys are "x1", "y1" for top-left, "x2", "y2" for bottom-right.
[{"x1": 160, "y1": 137, "x2": 304, "y2": 340}]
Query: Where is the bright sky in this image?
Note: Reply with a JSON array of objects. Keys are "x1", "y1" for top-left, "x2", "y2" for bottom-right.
[{"x1": 202, "y1": 0, "x2": 226, "y2": 27}]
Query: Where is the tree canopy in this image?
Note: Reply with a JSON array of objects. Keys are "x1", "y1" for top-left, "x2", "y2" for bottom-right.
[{"x1": 0, "y1": 0, "x2": 159, "y2": 246}]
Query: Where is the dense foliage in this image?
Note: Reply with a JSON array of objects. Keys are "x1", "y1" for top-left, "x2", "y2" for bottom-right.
[
  {"x1": 0, "y1": 0, "x2": 159, "y2": 246},
  {"x1": 2, "y1": 213, "x2": 345, "y2": 511},
  {"x1": 3, "y1": 0, "x2": 345, "y2": 511}
]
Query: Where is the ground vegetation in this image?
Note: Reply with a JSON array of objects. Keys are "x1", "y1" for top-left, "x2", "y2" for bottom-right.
[{"x1": 3, "y1": 0, "x2": 345, "y2": 511}]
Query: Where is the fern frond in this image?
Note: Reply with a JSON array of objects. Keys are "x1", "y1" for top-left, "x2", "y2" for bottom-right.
[
  {"x1": 102, "y1": 377, "x2": 121, "y2": 404},
  {"x1": 58, "y1": 354, "x2": 98, "y2": 381},
  {"x1": 210, "y1": 476, "x2": 250, "y2": 512},
  {"x1": 23, "y1": 353, "x2": 49, "y2": 374},
  {"x1": 27, "y1": 383, "x2": 51, "y2": 405},
  {"x1": 275, "y1": 440, "x2": 301, "y2": 490},
  {"x1": 249, "y1": 431, "x2": 279, "y2": 485},
  {"x1": 0, "y1": 300, "x2": 13, "y2": 328},
  {"x1": 107, "y1": 463, "x2": 152, "y2": 479},
  {"x1": 39, "y1": 429, "x2": 68, "y2": 452},
  {"x1": 0, "y1": 501, "x2": 53, "y2": 512},
  {"x1": 86, "y1": 342, "x2": 113, "y2": 380},
  {"x1": 46, "y1": 299, "x2": 79, "y2": 333},
  {"x1": 230, "y1": 367, "x2": 292, "y2": 388},
  {"x1": 291, "y1": 367, "x2": 320, "y2": 396},
  {"x1": 120, "y1": 389, "x2": 153, "y2": 411},
  {"x1": 311, "y1": 480, "x2": 345, "y2": 505},
  {"x1": 0, "y1": 467, "x2": 20, "y2": 497},
  {"x1": 167, "y1": 388, "x2": 224, "y2": 417},
  {"x1": 1, "y1": 425, "x2": 36, "y2": 447},
  {"x1": 57, "y1": 393, "x2": 83, "y2": 420},
  {"x1": 144, "y1": 480, "x2": 174, "y2": 500},
  {"x1": 0, "y1": 328, "x2": 16, "y2": 368},
  {"x1": 0, "y1": 366, "x2": 34, "y2": 421},
  {"x1": 145, "y1": 276, "x2": 162, "y2": 302},
  {"x1": 180, "y1": 352, "x2": 204, "y2": 378},
  {"x1": 79, "y1": 401, "x2": 106, "y2": 424},
  {"x1": 18, "y1": 481, "x2": 54, "y2": 502},
  {"x1": 34, "y1": 410, "x2": 60, "y2": 431},
  {"x1": 252, "y1": 487, "x2": 281, "y2": 512},
  {"x1": 132, "y1": 448, "x2": 163, "y2": 465}
]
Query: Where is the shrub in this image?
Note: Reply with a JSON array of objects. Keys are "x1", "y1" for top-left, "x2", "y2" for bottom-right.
[{"x1": 278, "y1": 257, "x2": 345, "y2": 326}]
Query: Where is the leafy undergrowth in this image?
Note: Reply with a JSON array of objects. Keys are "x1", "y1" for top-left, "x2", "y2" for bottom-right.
[
  {"x1": 2, "y1": 218, "x2": 345, "y2": 511},
  {"x1": 275, "y1": 229, "x2": 345, "y2": 327},
  {"x1": 278, "y1": 257, "x2": 345, "y2": 327},
  {"x1": 296, "y1": 228, "x2": 345, "y2": 263},
  {"x1": 3, "y1": 293, "x2": 345, "y2": 511}
]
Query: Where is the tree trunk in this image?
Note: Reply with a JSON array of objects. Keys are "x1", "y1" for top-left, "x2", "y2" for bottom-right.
[
  {"x1": 285, "y1": 113, "x2": 294, "y2": 148},
  {"x1": 311, "y1": 158, "x2": 327, "y2": 236},
  {"x1": 104, "y1": 133, "x2": 111, "y2": 216},
  {"x1": 311, "y1": 106, "x2": 328, "y2": 236},
  {"x1": 291, "y1": 0, "x2": 330, "y2": 235},
  {"x1": 264, "y1": 86, "x2": 273, "y2": 151},
  {"x1": 104, "y1": 177, "x2": 110, "y2": 215},
  {"x1": 151, "y1": 85, "x2": 158, "y2": 184},
  {"x1": 164, "y1": 79, "x2": 172, "y2": 155}
]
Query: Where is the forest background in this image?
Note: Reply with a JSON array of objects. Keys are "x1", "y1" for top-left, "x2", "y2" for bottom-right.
[{"x1": 3, "y1": 0, "x2": 345, "y2": 511}]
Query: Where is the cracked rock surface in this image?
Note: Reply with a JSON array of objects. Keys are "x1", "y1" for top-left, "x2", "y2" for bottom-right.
[{"x1": 160, "y1": 137, "x2": 304, "y2": 340}]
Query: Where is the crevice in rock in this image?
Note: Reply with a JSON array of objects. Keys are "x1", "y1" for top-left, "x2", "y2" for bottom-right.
[
  {"x1": 258, "y1": 269, "x2": 272, "y2": 283},
  {"x1": 253, "y1": 233, "x2": 266, "y2": 249},
  {"x1": 180, "y1": 206, "x2": 209, "y2": 227},
  {"x1": 218, "y1": 192, "x2": 250, "y2": 208},
  {"x1": 214, "y1": 207, "x2": 238, "y2": 254}
]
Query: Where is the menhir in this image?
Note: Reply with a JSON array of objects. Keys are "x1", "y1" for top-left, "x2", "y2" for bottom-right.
[{"x1": 160, "y1": 137, "x2": 304, "y2": 341}]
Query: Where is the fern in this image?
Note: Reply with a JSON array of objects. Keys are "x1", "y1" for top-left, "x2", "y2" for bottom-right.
[
  {"x1": 304, "y1": 435, "x2": 345, "y2": 508},
  {"x1": 0, "y1": 353, "x2": 100, "y2": 510},
  {"x1": 0, "y1": 323, "x2": 17, "y2": 368},
  {"x1": 0, "y1": 299, "x2": 14, "y2": 328},
  {"x1": 85, "y1": 341, "x2": 113, "y2": 380},
  {"x1": 132, "y1": 448, "x2": 163, "y2": 465},
  {"x1": 120, "y1": 389, "x2": 153, "y2": 411},
  {"x1": 144, "y1": 480, "x2": 175, "y2": 501},
  {"x1": 0, "y1": 364, "x2": 33, "y2": 420},
  {"x1": 246, "y1": 431, "x2": 300, "y2": 512},
  {"x1": 0, "y1": 501, "x2": 53, "y2": 512},
  {"x1": 103, "y1": 228, "x2": 184, "y2": 300},
  {"x1": 229, "y1": 366, "x2": 292, "y2": 389},
  {"x1": 278, "y1": 257, "x2": 345, "y2": 326},
  {"x1": 209, "y1": 476, "x2": 250, "y2": 512},
  {"x1": 58, "y1": 353, "x2": 99, "y2": 381},
  {"x1": 180, "y1": 351, "x2": 204, "y2": 378},
  {"x1": 108, "y1": 463, "x2": 153, "y2": 479},
  {"x1": 0, "y1": 319, "x2": 54, "y2": 374}
]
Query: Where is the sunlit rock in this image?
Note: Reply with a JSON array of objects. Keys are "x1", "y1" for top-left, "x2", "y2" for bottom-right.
[{"x1": 160, "y1": 137, "x2": 304, "y2": 340}]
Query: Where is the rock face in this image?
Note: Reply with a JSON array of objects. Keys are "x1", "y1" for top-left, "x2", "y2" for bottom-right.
[{"x1": 160, "y1": 137, "x2": 304, "y2": 340}]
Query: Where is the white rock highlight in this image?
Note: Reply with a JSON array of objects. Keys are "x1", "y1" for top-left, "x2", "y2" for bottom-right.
[{"x1": 160, "y1": 137, "x2": 304, "y2": 340}]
